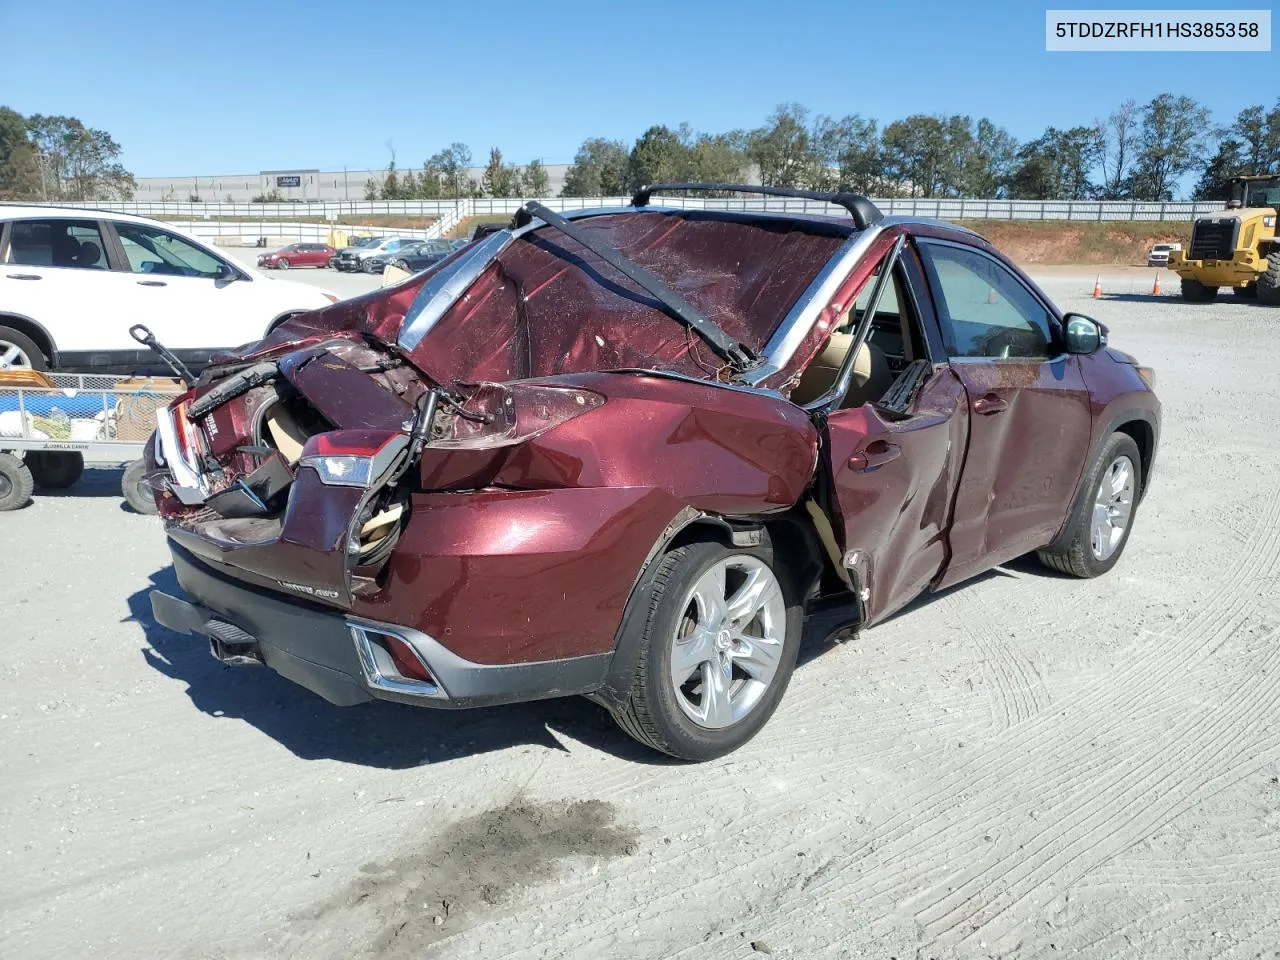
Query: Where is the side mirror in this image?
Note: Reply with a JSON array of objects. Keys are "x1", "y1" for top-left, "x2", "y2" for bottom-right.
[
  {"x1": 215, "y1": 262, "x2": 237, "y2": 281},
  {"x1": 1063, "y1": 313, "x2": 1107, "y2": 355}
]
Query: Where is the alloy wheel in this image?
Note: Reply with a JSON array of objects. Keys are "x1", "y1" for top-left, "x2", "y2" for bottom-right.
[
  {"x1": 0, "y1": 340, "x2": 33, "y2": 370},
  {"x1": 1091, "y1": 455, "x2": 1135, "y2": 561},
  {"x1": 669, "y1": 556, "x2": 786, "y2": 729}
]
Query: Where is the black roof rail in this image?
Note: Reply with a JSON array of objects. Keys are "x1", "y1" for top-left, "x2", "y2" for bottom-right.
[{"x1": 631, "y1": 182, "x2": 883, "y2": 230}]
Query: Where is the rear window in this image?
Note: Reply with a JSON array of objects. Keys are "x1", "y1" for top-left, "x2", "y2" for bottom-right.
[
  {"x1": 408, "y1": 211, "x2": 847, "y2": 384},
  {"x1": 8, "y1": 219, "x2": 109, "y2": 269}
]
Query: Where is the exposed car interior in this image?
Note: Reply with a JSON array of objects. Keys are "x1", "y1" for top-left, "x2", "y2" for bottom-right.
[{"x1": 790, "y1": 263, "x2": 925, "y2": 409}]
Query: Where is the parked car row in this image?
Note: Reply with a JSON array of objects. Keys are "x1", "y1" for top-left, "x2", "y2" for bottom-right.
[{"x1": 329, "y1": 236, "x2": 468, "y2": 274}]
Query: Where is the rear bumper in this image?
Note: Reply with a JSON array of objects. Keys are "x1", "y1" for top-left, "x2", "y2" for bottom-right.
[{"x1": 154, "y1": 541, "x2": 612, "y2": 709}]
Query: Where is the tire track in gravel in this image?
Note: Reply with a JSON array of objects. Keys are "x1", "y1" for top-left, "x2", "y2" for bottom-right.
[
  {"x1": 777, "y1": 483, "x2": 1280, "y2": 942},
  {"x1": 906, "y1": 639, "x2": 1280, "y2": 948},
  {"x1": 942, "y1": 591, "x2": 1051, "y2": 730},
  {"x1": 463, "y1": 483, "x2": 1280, "y2": 960}
]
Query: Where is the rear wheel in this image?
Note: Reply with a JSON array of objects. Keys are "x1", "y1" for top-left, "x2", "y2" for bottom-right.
[
  {"x1": 276, "y1": 258, "x2": 291, "y2": 270},
  {"x1": 122, "y1": 458, "x2": 157, "y2": 515},
  {"x1": 0, "y1": 325, "x2": 48, "y2": 371},
  {"x1": 0, "y1": 452, "x2": 34, "y2": 511},
  {"x1": 1258, "y1": 252, "x2": 1280, "y2": 306},
  {"x1": 1180, "y1": 278, "x2": 1218, "y2": 302},
  {"x1": 26, "y1": 451, "x2": 84, "y2": 489},
  {"x1": 610, "y1": 539, "x2": 802, "y2": 761},
  {"x1": 1038, "y1": 432, "x2": 1142, "y2": 578}
]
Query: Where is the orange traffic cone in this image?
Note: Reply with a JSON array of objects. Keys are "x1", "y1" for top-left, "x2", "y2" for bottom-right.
[
  {"x1": 987, "y1": 287, "x2": 998, "y2": 304},
  {"x1": 1092, "y1": 274, "x2": 1103, "y2": 299},
  {"x1": 1151, "y1": 271, "x2": 1162, "y2": 296}
]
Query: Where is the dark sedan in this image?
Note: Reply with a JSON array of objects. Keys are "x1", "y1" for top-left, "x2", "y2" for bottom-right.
[{"x1": 364, "y1": 239, "x2": 459, "y2": 274}]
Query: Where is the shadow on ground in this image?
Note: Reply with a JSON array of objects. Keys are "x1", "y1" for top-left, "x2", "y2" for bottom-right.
[
  {"x1": 127, "y1": 547, "x2": 1065, "y2": 768},
  {"x1": 127, "y1": 565, "x2": 676, "y2": 768}
]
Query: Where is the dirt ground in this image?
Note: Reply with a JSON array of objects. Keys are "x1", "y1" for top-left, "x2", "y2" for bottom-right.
[{"x1": 2, "y1": 271, "x2": 1279, "y2": 960}]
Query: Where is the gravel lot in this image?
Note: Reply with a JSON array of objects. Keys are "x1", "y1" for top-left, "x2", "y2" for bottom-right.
[{"x1": 3, "y1": 269, "x2": 1279, "y2": 960}]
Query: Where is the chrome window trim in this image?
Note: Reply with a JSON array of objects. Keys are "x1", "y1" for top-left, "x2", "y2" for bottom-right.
[
  {"x1": 746, "y1": 224, "x2": 886, "y2": 385},
  {"x1": 397, "y1": 229, "x2": 514, "y2": 351}
]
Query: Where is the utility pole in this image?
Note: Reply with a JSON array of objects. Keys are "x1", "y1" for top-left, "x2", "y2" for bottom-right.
[{"x1": 344, "y1": 165, "x2": 349, "y2": 202}]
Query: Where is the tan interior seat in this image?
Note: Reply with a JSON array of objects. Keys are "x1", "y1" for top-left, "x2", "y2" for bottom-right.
[{"x1": 790, "y1": 331, "x2": 896, "y2": 408}]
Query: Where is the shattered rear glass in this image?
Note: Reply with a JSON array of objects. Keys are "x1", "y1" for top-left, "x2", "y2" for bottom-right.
[{"x1": 403, "y1": 212, "x2": 847, "y2": 385}]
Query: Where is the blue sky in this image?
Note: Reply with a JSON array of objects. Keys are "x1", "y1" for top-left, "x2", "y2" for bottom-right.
[{"x1": 0, "y1": 0, "x2": 1268, "y2": 176}]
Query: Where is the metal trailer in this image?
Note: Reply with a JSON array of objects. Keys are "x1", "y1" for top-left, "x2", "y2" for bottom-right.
[{"x1": 0, "y1": 372, "x2": 184, "y2": 513}]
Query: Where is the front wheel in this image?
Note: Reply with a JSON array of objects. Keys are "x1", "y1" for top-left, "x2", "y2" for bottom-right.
[
  {"x1": 276, "y1": 258, "x2": 291, "y2": 270},
  {"x1": 1258, "y1": 252, "x2": 1280, "y2": 306},
  {"x1": 610, "y1": 539, "x2": 802, "y2": 761},
  {"x1": 1180, "y1": 278, "x2": 1218, "y2": 302},
  {"x1": 1038, "y1": 432, "x2": 1142, "y2": 578}
]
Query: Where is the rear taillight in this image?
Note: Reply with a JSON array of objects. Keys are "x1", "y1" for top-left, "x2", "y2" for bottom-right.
[
  {"x1": 432, "y1": 383, "x2": 604, "y2": 450},
  {"x1": 298, "y1": 431, "x2": 408, "y2": 488}
]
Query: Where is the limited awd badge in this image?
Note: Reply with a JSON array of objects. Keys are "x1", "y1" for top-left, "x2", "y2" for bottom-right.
[{"x1": 277, "y1": 580, "x2": 341, "y2": 600}]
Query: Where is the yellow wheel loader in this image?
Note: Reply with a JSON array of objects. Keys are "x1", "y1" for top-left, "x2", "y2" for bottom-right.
[{"x1": 1169, "y1": 175, "x2": 1280, "y2": 304}]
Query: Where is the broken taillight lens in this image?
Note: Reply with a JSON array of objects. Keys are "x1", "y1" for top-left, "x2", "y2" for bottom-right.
[
  {"x1": 431, "y1": 383, "x2": 604, "y2": 450},
  {"x1": 298, "y1": 431, "x2": 409, "y2": 488}
]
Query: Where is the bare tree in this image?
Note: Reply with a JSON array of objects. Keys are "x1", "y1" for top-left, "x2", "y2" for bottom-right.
[{"x1": 1098, "y1": 99, "x2": 1138, "y2": 199}]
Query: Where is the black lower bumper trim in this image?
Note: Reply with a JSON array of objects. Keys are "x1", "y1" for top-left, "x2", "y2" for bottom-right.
[{"x1": 155, "y1": 541, "x2": 613, "y2": 710}]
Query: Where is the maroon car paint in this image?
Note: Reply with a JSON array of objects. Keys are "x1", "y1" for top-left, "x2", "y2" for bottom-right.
[
  {"x1": 406, "y1": 213, "x2": 845, "y2": 386},
  {"x1": 827, "y1": 367, "x2": 970, "y2": 623},
  {"x1": 938, "y1": 356, "x2": 1094, "y2": 588}
]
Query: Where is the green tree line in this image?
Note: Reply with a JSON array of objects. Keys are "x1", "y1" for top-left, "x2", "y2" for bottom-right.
[
  {"x1": 555, "y1": 96, "x2": 1279, "y2": 202},
  {"x1": 0, "y1": 107, "x2": 136, "y2": 201}
]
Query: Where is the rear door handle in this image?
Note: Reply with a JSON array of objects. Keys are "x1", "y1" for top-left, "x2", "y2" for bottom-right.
[
  {"x1": 5, "y1": 273, "x2": 42, "y2": 280},
  {"x1": 849, "y1": 441, "x2": 901, "y2": 471},
  {"x1": 137, "y1": 280, "x2": 168, "y2": 287},
  {"x1": 973, "y1": 393, "x2": 1008, "y2": 415}
]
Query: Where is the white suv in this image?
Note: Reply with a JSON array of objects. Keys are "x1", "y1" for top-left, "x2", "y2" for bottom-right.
[{"x1": 0, "y1": 205, "x2": 341, "y2": 374}]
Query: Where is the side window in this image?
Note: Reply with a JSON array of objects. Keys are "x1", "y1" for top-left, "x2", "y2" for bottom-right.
[
  {"x1": 918, "y1": 241, "x2": 1054, "y2": 359},
  {"x1": 8, "y1": 219, "x2": 108, "y2": 269},
  {"x1": 113, "y1": 222, "x2": 226, "y2": 278}
]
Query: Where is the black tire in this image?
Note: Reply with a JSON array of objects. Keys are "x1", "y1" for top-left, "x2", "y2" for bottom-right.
[
  {"x1": 1038, "y1": 432, "x2": 1143, "y2": 579},
  {"x1": 122, "y1": 458, "x2": 158, "y2": 515},
  {"x1": 277, "y1": 258, "x2": 290, "y2": 270},
  {"x1": 393, "y1": 260, "x2": 410, "y2": 272},
  {"x1": 26, "y1": 451, "x2": 84, "y2": 489},
  {"x1": 1258, "y1": 252, "x2": 1280, "y2": 306},
  {"x1": 1180, "y1": 278, "x2": 1218, "y2": 302},
  {"x1": 610, "y1": 539, "x2": 803, "y2": 761},
  {"x1": 1233, "y1": 283, "x2": 1258, "y2": 299},
  {"x1": 0, "y1": 451, "x2": 34, "y2": 511},
  {"x1": 0, "y1": 325, "x2": 49, "y2": 371}
]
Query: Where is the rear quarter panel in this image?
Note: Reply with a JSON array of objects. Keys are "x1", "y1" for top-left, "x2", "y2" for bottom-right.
[{"x1": 352, "y1": 373, "x2": 820, "y2": 664}]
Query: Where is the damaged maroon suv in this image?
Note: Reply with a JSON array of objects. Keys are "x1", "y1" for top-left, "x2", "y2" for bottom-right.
[{"x1": 145, "y1": 184, "x2": 1160, "y2": 760}]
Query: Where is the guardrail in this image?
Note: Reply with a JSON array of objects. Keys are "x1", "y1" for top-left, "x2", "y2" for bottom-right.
[{"x1": 32, "y1": 197, "x2": 1228, "y2": 222}]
